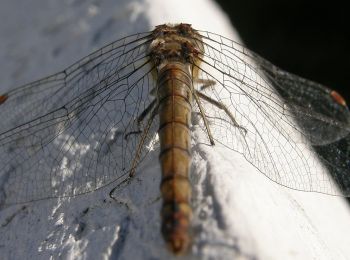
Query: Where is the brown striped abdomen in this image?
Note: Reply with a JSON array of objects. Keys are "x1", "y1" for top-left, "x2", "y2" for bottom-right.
[{"x1": 157, "y1": 62, "x2": 193, "y2": 254}]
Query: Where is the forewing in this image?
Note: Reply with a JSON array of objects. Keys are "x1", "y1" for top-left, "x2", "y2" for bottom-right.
[
  {"x1": 195, "y1": 31, "x2": 350, "y2": 196},
  {"x1": 0, "y1": 32, "x2": 157, "y2": 204}
]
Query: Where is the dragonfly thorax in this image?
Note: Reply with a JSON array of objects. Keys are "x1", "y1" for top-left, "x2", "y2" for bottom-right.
[{"x1": 149, "y1": 23, "x2": 203, "y2": 69}]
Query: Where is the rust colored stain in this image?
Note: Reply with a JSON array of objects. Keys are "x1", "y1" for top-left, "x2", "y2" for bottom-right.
[
  {"x1": 0, "y1": 94, "x2": 8, "y2": 105},
  {"x1": 330, "y1": 90, "x2": 347, "y2": 107}
]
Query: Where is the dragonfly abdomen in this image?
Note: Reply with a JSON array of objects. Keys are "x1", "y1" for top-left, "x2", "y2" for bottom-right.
[{"x1": 157, "y1": 62, "x2": 193, "y2": 254}]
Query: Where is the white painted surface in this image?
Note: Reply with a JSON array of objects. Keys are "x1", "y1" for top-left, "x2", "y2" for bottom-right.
[{"x1": 0, "y1": 0, "x2": 350, "y2": 259}]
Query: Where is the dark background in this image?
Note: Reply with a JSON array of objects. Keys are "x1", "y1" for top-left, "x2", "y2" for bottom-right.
[{"x1": 215, "y1": 0, "x2": 349, "y2": 103}]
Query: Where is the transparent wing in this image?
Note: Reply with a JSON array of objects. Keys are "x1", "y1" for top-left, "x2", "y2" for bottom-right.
[
  {"x1": 195, "y1": 31, "x2": 350, "y2": 196},
  {"x1": 0, "y1": 32, "x2": 158, "y2": 204},
  {"x1": 2, "y1": 28, "x2": 350, "y2": 206}
]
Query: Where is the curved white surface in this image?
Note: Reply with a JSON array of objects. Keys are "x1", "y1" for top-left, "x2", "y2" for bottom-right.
[{"x1": 0, "y1": 0, "x2": 350, "y2": 259}]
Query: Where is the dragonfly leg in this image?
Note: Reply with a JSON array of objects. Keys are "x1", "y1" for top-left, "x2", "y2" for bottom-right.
[
  {"x1": 123, "y1": 99, "x2": 157, "y2": 140},
  {"x1": 129, "y1": 107, "x2": 158, "y2": 177},
  {"x1": 109, "y1": 175, "x2": 133, "y2": 200},
  {"x1": 109, "y1": 192, "x2": 132, "y2": 211},
  {"x1": 196, "y1": 79, "x2": 216, "y2": 90},
  {"x1": 137, "y1": 99, "x2": 157, "y2": 124},
  {"x1": 193, "y1": 90, "x2": 215, "y2": 145},
  {"x1": 196, "y1": 91, "x2": 247, "y2": 135}
]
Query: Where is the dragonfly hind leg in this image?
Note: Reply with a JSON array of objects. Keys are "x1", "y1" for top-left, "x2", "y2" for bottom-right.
[
  {"x1": 109, "y1": 102, "x2": 158, "y2": 198},
  {"x1": 196, "y1": 90, "x2": 247, "y2": 135},
  {"x1": 195, "y1": 78, "x2": 247, "y2": 134},
  {"x1": 137, "y1": 99, "x2": 157, "y2": 125},
  {"x1": 129, "y1": 106, "x2": 158, "y2": 177},
  {"x1": 193, "y1": 90, "x2": 215, "y2": 145},
  {"x1": 196, "y1": 79, "x2": 216, "y2": 91},
  {"x1": 124, "y1": 99, "x2": 157, "y2": 140}
]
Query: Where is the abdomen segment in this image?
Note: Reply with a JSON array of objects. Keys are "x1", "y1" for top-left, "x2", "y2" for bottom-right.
[{"x1": 157, "y1": 62, "x2": 193, "y2": 254}]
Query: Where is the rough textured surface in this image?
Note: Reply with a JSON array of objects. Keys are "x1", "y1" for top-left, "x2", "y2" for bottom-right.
[{"x1": 1, "y1": 0, "x2": 350, "y2": 259}]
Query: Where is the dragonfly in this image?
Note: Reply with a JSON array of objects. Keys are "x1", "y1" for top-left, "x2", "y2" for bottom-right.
[{"x1": 0, "y1": 23, "x2": 349, "y2": 255}]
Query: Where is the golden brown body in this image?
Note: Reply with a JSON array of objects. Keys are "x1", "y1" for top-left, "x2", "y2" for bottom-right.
[
  {"x1": 149, "y1": 24, "x2": 203, "y2": 254},
  {"x1": 158, "y1": 62, "x2": 193, "y2": 253}
]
